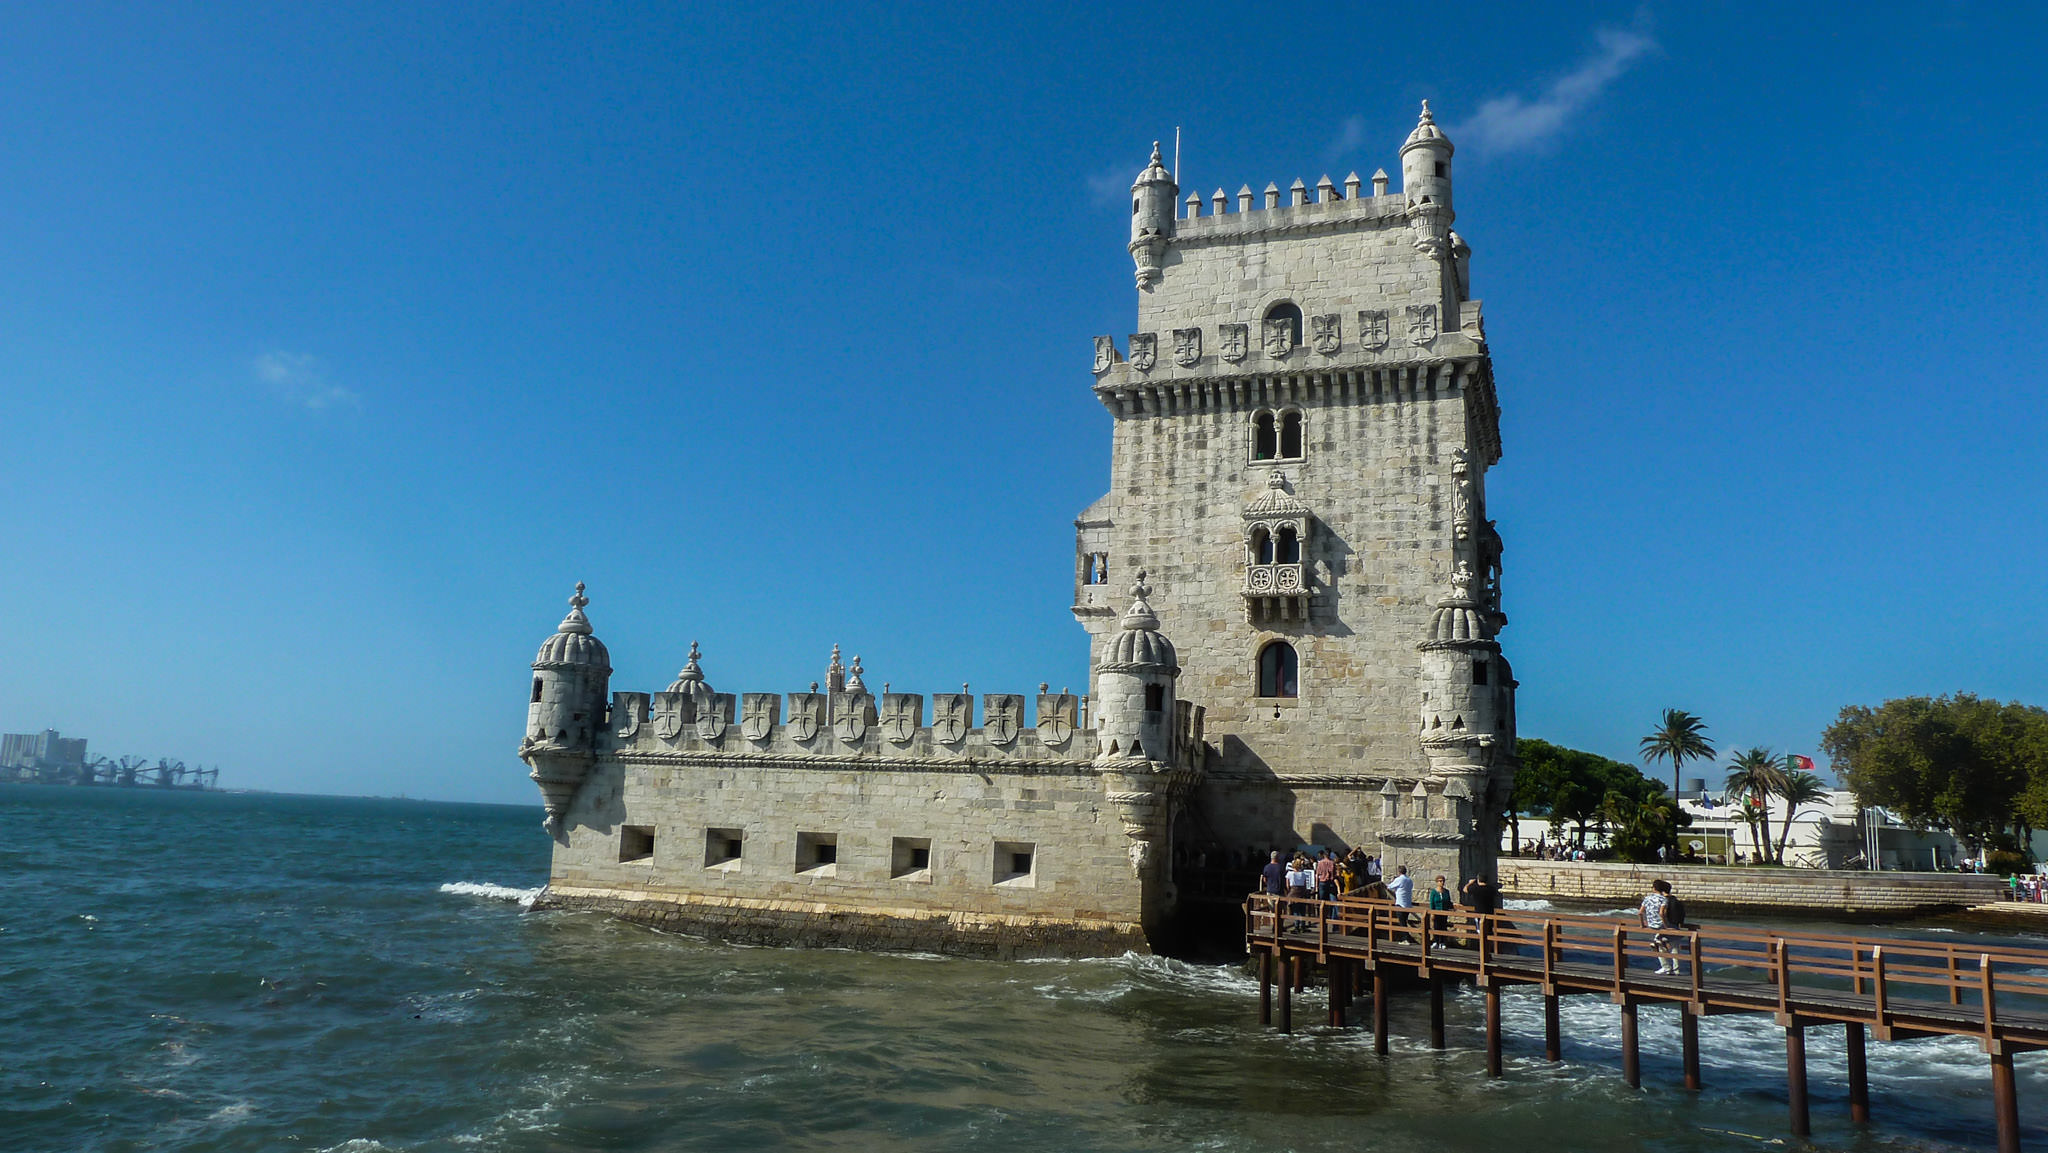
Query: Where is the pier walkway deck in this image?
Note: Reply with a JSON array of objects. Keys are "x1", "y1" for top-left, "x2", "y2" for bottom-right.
[{"x1": 1245, "y1": 894, "x2": 2048, "y2": 1151}]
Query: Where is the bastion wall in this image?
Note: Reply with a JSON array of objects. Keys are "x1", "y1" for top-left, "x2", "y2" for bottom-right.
[{"x1": 1499, "y1": 859, "x2": 2006, "y2": 915}]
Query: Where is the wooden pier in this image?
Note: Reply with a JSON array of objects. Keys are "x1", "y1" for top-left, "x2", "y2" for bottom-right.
[{"x1": 1245, "y1": 894, "x2": 2048, "y2": 1151}]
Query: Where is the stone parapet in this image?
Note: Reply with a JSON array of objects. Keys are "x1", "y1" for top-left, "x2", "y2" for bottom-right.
[
  {"x1": 534, "y1": 884, "x2": 1146, "y2": 959},
  {"x1": 1499, "y1": 859, "x2": 2006, "y2": 916}
]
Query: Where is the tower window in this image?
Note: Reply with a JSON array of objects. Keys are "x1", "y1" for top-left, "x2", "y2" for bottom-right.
[
  {"x1": 1474, "y1": 660, "x2": 1489, "y2": 686},
  {"x1": 1276, "y1": 525, "x2": 1300, "y2": 565},
  {"x1": 1251, "y1": 526, "x2": 1274, "y2": 565},
  {"x1": 1264, "y1": 302, "x2": 1303, "y2": 346},
  {"x1": 1280, "y1": 411, "x2": 1303, "y2": 458},
  {"x1": 619, "y1": 825, "x2": 655, "y2": 863},
  {"x1": 1253, "y1": 411, "x2": 1277, "y2": 460},
  {"x1": 1144, "y1": 684, "x2": 1165, "y2": 715},
  {"x1": 1257, "y1": 641, "x2": 1299, "y2": 699},
  {"x1": 531, "y1": 677, "x2": 544, "y2": 703},
  {"x1": 1434, "y1": 161, "x2": 1446, "y2": 177}
]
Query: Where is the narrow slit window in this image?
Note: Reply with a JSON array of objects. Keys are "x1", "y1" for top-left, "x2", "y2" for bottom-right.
[
  {"x1": 1280, "y1": 411, "x2": 1303, "y2": 458},
  {"x1": 1276, "y1": 526, "x2": 1300, "y2": 565},
  {"x1": 1253, "y1": 412, "x2": 1277, "y2": 460}
]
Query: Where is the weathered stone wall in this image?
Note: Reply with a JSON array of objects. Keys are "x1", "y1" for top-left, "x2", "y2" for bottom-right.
[
  {"x1": 1499, "y1": 859, "x2": 2006, "y2": 915},
  {"x1": 545, "y1": 752, "x2": 1156, "y2": 954}
]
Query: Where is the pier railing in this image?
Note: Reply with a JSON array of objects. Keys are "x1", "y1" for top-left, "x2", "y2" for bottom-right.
[{"x1": 1244, "y1": 893, "x2": 2048, "y2": 1151}]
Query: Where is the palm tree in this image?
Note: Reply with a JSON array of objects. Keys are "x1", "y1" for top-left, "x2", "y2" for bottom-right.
[
  {"x1": 1724, "y1": 747, "x2": 1786, "y2": 863},
  {"x1": 1772, "y1": 764, "x2": 1831, "y2": 865},
  {"x1": 1641, "y1": 709, "x2": 1716, "y2": 804}
]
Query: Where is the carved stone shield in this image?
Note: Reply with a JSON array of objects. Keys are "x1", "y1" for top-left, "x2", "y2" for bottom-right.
[
  {"x1": 1037, "y1": 693, "x2": 1075, "y2": 746},
  {"x1": 881, "y1": 694, "x2": 920, "y2": 744},
  {"x1": 1407, "y1": 304, "x2": 1439, "y2": 345},
  {"x1": 613, "y1": 692, "x2": 646, "y2": 739},
  {"x1": 1359, "y1": 309, "x2": 1390, "y2": 351},
  {"x1": 1092, "y1": 335, "x2": 1116, "y2": 373},
  {"x1": 832, "y1": 693, "x2": 869, "y2": 743},
  {"x1": 788, "y1": 692, "x2": 823, "y2": 741},
  {"x1": 1311, "y1": 314, "x2": 1340, "y2": 354},
  {"x1": 1263, "y1": 318, "x2": 1294, "y2": 359},
  {"x1": 1128, "y1": 332, "x2": 1156, "y2": 371},
  {"x1": 984, "y1": 695, "x2": 1022, "y2": 746},
  {"x1": 933, "y1": 693, "x2": 970, "y2": 744},
  {"x1": 740, "y1": 693, "x2": 778, "y2": 741},
  {"x1": 651, "y1": 691, "x2": 686, "y2": 740},
  {"x1": 1219, "y1": 323, "x2": 1248, "y2": 364},
  {"x1": 696, "y1": 693, "x2": 729, "y2": 741},
  {"x1": 1172, "y1": 327, "x2": 1202, "y2": 368}
]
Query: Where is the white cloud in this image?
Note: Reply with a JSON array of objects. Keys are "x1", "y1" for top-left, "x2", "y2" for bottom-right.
[
  {"x1": 1454, "y1": 24, "x2": 1657, "y2": 156},
  {"x1": 253, "y1": 351, "x2": 359, "y2": 411},
  {"x1": 1324, "y1": 115, "x2": 1367, "y2": 165}
]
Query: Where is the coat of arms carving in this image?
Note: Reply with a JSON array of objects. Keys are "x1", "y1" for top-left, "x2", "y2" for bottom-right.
[
  {"x1": 1219, "y1": 323, "x2": 1248, "y2": 363},
  {"x1": 832, "y1": 693, "x2": 870, "y2": 743},
  {"x1": 740, "y1": 693, "x2": 778, "y2": 741},
  {"x1": 1310, "y1": 314, "x2": 1340, "y2": 355},
  {"x1": 1262, "y1": 317, "x2": 1294, "y2": 359},
  {"x1": 1092, "y1": 335, "x2": 1117, "y2": 374},
  {"x1": 984, "y1": 695, "x2": 1022, "y2": 746},
  {"x1": 788, "y1": 692, "x2": 823, "y2": 742},
  {"x1": 1359, "y1": 309, "x2": 1390, "y2": 351},
  {"x1": 696, "y1": 694, "x2": 729, "y2": 741},
  {"x1": 651, "y1": 691, "x2": 687, "y2": 740},
  {"x1": 1037, "y1": 692, "x2": 1075, "y2": 746},
  {"x1": 1128, "y1": 332, "x2": 1157, "y2": 372},
  {"x1": 933, "y1": 693, "x2": 970, "y2": 744},
  {"x1": 880, "y1": 694, "x2": 920, "y2": 744},
  {"x1": 613, "y1": 692, "x2": 647, "y2": 739},
  {"x1": 1171, "y1": 327, "x2": 1202, "y2": 368},
  {"x1": 1407, "y1": 304, "x2": 1439, "y2": 345}
]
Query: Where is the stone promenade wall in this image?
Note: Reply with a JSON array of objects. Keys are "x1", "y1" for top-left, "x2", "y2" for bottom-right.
[{"x1": 1499, "y1": 860, "x2": 2004, "y2": 916}]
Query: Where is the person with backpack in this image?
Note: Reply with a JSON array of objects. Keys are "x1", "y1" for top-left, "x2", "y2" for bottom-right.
[{"x1": 1640, "y1": 878, "x2": 1689, "y2": 975}]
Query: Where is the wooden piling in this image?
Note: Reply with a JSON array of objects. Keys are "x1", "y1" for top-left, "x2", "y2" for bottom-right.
[
  {"x1": 1992, "y1": 1049, "x2": 2021, "y2": 1153},
  {"x1": 1681, "y1": 1008, "x2": 1701, "y2": 1092},
  {"x1": 1845, "y1": 1022, "x2": 1868, "y2": 1125},
  {"x1": 1429, "y1": 974, "x2": 1446, "y2": 1050},
  {"x1": 1786, "y1": 1022, "x2": 1810, "y2": 1139},
  {"x1": 1258, "y1": 950, "x2": 1272, "y2": 1026},
  {"x1": 1485, "y1": 983, "x2": 1503, "y2": 1078},
  {"x1": 1373, "y1": 967, "x2": 1389, "y2": 1056},
  {"x1": 1543, "y1": 992, "x2": 1561, "y2": 1062},
  {"x1": 1621, "y1": 1000, "x2": 1640, "y2": 1088},
  {"x1": 1329, "y1": 958, "x2": 1347, "y2": 1027},
  {"x1": 1278, "y1": 957, "x2": 1292, "y2": 1034}
]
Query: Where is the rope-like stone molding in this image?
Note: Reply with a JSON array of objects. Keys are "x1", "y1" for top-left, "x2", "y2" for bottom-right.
[{"x1": 605, "y1": 750, "x2": 1102, "y2": 775}]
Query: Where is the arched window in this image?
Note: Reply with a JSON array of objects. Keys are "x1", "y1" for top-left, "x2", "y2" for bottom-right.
[
  {"x1": 1257, "y1": 641, "x2": 1299, "y2": 698},
  {"x1": 1253, "y1": 411, "x2": 1277, "y2": 460},
  {"x1": 1251, "y1": 526, "x2": 1273, "y2": 565},
  {"x1": 1276, "y1": 525, "x2": 1300, "y2": 564},
  {"x1": 1264, "y1": 302, "x2": 1303, "y2": 347},
  {"x1": 1280, "y1": 410, "x2": 1303, "y2": 458}
]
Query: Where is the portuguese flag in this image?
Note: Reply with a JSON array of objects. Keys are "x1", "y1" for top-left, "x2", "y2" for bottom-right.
[{"x1": 1791, "y1": 754, "x2": 1816, "y2": 772}]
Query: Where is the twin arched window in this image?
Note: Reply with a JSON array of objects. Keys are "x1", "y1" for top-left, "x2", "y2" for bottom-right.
[
  {"x1": 1257, "y1": 641, "x2": 1299, "y2": 698},
  {"x1": 1247, "y1": 525, "x2": 1300, "y2": 566},
  {"x1": 1252, "y1": 409, "x2": 1304, "y2": 461}
]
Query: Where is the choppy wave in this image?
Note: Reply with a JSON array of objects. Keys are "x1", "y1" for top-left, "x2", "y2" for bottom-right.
[{"x1": 439, "y1": 880, "x2": 541, "y2": 907}]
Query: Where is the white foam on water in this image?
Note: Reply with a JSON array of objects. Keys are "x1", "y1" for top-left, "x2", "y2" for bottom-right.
[
  {"x1": 206, "y1": 1101, "x2": 255, "y2": 1122},
  {"x1": 439, "y1": 881, "x2": 541, "y2": 908},
  {"x1": 318, "y1": 1141, "x2": 397, "y2": 1153},
  {"x1": 1502, "y1": 898, "x2": 1554, "y2": 911}
]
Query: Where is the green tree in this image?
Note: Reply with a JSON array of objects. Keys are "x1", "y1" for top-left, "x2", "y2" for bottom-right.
[
  {"x1": 1514, "y1": 737, "x2": 1664, "y2": 850},
  {"x1": 1602, "y1": 790, "x2": 1693, "y2": 864},
  {"x1": 1723, "y1": 747, "x2": 1785, "y2": 863},
  {"x1": 1822, "y1": 694, "x2": 2048, "y2": 851},
  {"x1": 1641, "y1": 709, "x2": 1716, "y2": 803},
  {"x1": 1771, "y1": 765, "x2": 1831, "y2": 865}
]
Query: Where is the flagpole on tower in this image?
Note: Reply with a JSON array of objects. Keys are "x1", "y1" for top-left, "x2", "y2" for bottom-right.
[{"x1": 1173, "y1": 127, "x2": 1180, "y2": 187}]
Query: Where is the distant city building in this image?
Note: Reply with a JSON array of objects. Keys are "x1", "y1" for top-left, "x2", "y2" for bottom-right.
[
  {"x1": 0, "y1": 729, "x2": 86, "y2": 772},
  {"x1": 519, "y1": 106, "x2": 1518, "y2": 956}
]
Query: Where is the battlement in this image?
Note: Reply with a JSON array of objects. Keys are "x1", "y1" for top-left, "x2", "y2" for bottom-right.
[
  {"x1": 1089, "y1": 305, "x2": 1487, "y2": 386},
  {"x1": 1172, "y1": 173, "x2": 1410, "y2": 238}
]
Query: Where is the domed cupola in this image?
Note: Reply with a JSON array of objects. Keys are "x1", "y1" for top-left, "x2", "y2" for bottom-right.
[
  {"x1": 667, "y1": 640, "x2": 708, "y2": 695},
  {"x1": 1424, "y1": 562, "x2": 1494, "y2": 647},
  {"x1": 1094, "y1": 571, "x2": 1181, "y2": 762},
  {"x1": 520, "y1": 582, "x2": 613, "y2": 841},
  {"x1": 1103, "y1": 571, "x2": 1179, "y2": 674}
]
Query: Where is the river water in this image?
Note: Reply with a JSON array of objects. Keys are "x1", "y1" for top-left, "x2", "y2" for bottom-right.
[{"x1": 4, "y1": 785, "x2": 2041, "y2": 1151}]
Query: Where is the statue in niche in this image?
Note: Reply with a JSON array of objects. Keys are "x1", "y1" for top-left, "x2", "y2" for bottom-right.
[
  {"x1": 1450, "y1": 448, "x2": 1472, "y2": 541},
  {"x1": 1128, "y1": 333, "x2": 1157, "y2": 371},
  {"x1": 1172, "y1": 327, "x2": 1202, "y2": 367},
  {"x1": 1219, "y1": 323, "x2": 1248, "y2": 363},
  {"x1": 1407, "y1": 304, "x2": 1439, "y2": 345},
  {"x1": 1359, "y1": 309, "x2": 1390, "y2": 351},
  {"x1": 1093, "y1": 553, "x2": 1109, "y2": 584},
  {"x1": 1310, "y1": 314, "x2": 1340, "y2": 354}
]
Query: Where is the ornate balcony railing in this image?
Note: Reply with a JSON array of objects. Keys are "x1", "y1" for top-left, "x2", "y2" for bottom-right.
[{"x1": 1243, "y1": 563, "x2": 1306, "y2": 596}]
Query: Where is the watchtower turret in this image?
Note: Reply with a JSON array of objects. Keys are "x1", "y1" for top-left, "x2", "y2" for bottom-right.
[
  {"x1": 1399, "y1": 100, "x2": 1454, "y2": 215},
  {"x1": 520, "y1": 582, "x2": 612, "y2": 840},
  {"x1": 1093, "y1": 571, "x2": 1180, "y2": 761},
  {"x1": 1129, "y1": 143, "x2": 1177, "y2": 289}
]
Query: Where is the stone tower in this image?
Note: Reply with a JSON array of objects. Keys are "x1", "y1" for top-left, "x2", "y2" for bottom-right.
[
  {"x1": 520, "y1": 582, "x2": 612, "y2": 839},
  {"x1": 1075, "y1": 105, "x2": 1516, "y2": 884}
]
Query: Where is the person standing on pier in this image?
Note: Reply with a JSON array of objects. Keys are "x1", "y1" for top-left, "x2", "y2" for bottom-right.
[
  {"x1": 1639, "y1": 879, "x2": 1678, "y2": 974},
  {"x1": 1314, "y1": 849, "x2": 1338, "y2": 902},
  {"x1": 1426, "y1": 874, "x2": 1454, "y2": 947}
]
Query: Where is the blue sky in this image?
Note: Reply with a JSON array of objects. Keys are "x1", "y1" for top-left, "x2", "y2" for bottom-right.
[{"x1": 2, "y1": 3, "x2": 2042, "y2": 803}]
